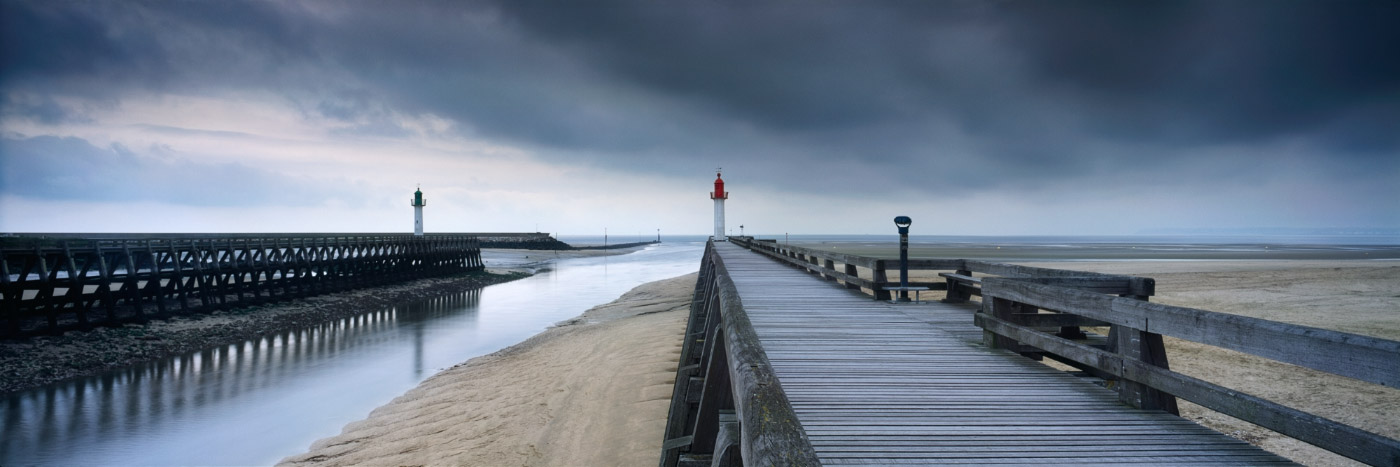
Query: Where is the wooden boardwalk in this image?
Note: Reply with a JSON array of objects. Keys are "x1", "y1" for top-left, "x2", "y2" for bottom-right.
[{"x1": 712, "y1": 242, "x2": 1293, "y2": 465}]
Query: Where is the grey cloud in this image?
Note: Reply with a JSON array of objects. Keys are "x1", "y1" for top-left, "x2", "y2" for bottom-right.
[
  {"x1": 1, "y1": 93, "x2": 87, "y2": 124},
  {"x1": 998, "y1": 1, "x2": 1400, "y2": 148},
  {"x1": 1, "y1": 0, "x2": 1396, "y2": 202},
  {"x1": 463, "y1": 0, "x2": 1400, "y2": 194},
  {"x1": 0, "y1": 1, "x2": 320, "y2": 99},
  {"x1": 0, "y1": 135, "x2": 367, "y2": 207},
  {"x1": 130, "y1": 125, "x2": 262, "y2": 140}
]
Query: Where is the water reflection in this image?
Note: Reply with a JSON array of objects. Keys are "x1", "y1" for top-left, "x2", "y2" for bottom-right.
[
  {"x1": 1, "y1": 288, "x2": 481, "y2": 465},
  {"x1": 1, "y1": 242, "x2": 702, "y2": 466}
]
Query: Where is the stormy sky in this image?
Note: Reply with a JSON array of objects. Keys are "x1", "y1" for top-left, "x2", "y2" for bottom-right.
[{"x1": 2, "y1": 0, "x2": 1396, "y2": 236}]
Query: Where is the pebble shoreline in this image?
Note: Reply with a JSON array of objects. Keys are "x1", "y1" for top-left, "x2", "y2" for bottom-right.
[{"x1": 0, "y1": 271, "x2": 528, "y2": 394}]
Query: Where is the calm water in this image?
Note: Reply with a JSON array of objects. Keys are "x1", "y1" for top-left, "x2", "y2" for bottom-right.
[{"x1": 1, "y1": 242, "x2": 703, "y2": 466}]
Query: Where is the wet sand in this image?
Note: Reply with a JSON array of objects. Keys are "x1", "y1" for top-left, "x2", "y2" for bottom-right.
[
  {"x1": 285, "y1": 255, "x2": 1397, "y2": 467},
  {"x1": 281, "y1": 273, "x2": 697, "y2": 466}
]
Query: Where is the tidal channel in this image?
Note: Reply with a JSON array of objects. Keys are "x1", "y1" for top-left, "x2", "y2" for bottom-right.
[{"x1": 2, "y1": 242, "x2": 703, "y2": 465}]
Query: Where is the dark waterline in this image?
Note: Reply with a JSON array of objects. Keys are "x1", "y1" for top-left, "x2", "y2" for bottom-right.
[{"x1": 1, "y1": 242, "x2": 703, "y2": 466}]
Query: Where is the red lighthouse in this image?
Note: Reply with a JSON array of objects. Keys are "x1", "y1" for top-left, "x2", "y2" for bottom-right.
[{"x1": 711, "y1": 172, "x2": 728, "y2": 240}]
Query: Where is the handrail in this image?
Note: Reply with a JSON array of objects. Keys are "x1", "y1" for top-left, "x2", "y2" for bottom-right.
[
  {"x1": 1, "y1": 235, "x2": 484, "y2": 337},
  {"x1": 660, "y1": 240, "x2": 819, "y2": 467},
  {"x1": 978, "y1": 278, "x2": 1400, "y2": 466},
  {"x1": 728, "y1": 236, "x2": 1151, "y2": 299},
  {"x1": 984, "y1": 278, "x2": 1399, "y2": 387},
  {"x1": 728, "y1": 235, "x2": 1400, "y2": 466}
]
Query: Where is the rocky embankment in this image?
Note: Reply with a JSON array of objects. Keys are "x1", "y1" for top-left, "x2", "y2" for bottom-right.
[{"x1": 0, "y1": 271, "x2": 527, "y2": 394}]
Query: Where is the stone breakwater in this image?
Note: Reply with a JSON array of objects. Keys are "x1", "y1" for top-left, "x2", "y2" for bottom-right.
[{"x1": 0, "y1": 271, "x2": 527, "y2": 394}]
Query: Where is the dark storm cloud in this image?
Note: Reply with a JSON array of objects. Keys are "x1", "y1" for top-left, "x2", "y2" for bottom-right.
[
  {"x1": 998, "y1": 1, "x2": 1400, "y2": 152},
  {"x1": 0, "y1": 1, "x2": 311, "y2": 98},
  {"x1": 489, "y1": 1, "x2": 1400, "y2": 157},
  {"x1": 1, "y1": 0, "x2": 1397, "y2": 198}
]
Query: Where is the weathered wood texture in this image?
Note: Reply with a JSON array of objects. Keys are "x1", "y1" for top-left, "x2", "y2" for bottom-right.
[
  {"x1": 1, "y1": 235, "x2": 484, "y2": 337},
  {"x1": 728, "y1": 236, "x2": 1149, "y2": 299},
  {"x1": 694, "y1": 241, "x2": 1294, "y2": 465},
  {"x1": 660, "y1": 241, "x2": 821, "y2": 467},
  {"x1": 980, "y1": 278, "x2": 1400, "y2": 466}
]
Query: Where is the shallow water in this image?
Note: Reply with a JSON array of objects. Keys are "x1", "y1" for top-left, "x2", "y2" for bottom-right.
[{"x1": 0, "y1": 242, "x2": 703, "y2": 466}]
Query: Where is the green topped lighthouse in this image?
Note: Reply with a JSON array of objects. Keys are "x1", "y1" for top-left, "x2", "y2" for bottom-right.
[{"x1": 411, "y1": 185, "x2": 426, "y2": 236}]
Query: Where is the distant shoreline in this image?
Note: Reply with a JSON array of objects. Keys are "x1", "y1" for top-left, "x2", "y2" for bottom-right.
[{"x1": 280, "y1": 272, "x2": 698, "y2": 466}]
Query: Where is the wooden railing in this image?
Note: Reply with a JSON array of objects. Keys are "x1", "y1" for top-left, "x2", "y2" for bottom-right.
[
  {"x1": 727, "y1": 236, "x2": 1400, "y2": 466},
  {"x1": 729, "y1": 236, "x2": 1153, "y2": 299},
  {"x1": 660, "y1": 241, "x2": 819, "y2": 467},
  {"x1": 978, "y1": 279, "x2": 1400, "y2": 466},
  {"x1": 1, "y1": 235, "x2": 484, "y2": 337}
]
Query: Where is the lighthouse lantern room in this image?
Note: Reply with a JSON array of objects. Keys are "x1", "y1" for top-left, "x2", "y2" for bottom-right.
[
  {"x1": 411, "y1": 186, "x2": 427, "y2": 236},
  {"x1": 710, "y1": 172, "x2": 728, "y2": 241}
]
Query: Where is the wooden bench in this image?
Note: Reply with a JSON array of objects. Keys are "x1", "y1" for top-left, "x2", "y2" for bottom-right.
[
  {"x1": 880, "y1": 285, "x2": 929, "y2": 302},
  {"x1": 938, "y1": 271, "x2": 980, "y2": 303}
]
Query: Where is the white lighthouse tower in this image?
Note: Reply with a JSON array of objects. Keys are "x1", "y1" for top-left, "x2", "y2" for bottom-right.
[
  {"x1": 710, "y1": 172, "x2": 728, "y2": 241},
  {"x1": 411, "y1": 186, "x2": 426, "y2": 236}
]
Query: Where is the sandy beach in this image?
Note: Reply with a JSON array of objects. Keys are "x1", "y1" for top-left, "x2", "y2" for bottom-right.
[
  {"x1": 281, "y1": 272, "x2": 697, "y2": 466},
  {"x1": 283, "y1": 258, "x2": 1396, "y2": 467}
]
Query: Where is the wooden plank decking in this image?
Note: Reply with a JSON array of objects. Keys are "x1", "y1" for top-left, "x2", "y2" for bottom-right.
[{"x1": 713, "y1": 242, "x2": 1294, "y2": 465}]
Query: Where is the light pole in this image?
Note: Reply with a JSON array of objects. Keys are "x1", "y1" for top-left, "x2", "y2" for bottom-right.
[
  {"x1": 894, "y1": 216, "x2": 912, "y2": 302},
  {"x1": 740, "y1": 224, "x2": 744, "y2": 237}
]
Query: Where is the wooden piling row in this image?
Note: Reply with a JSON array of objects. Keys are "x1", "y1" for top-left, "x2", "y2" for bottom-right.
[{"x1": 0, "y1": 235, "x2": 483, "y2": 337}]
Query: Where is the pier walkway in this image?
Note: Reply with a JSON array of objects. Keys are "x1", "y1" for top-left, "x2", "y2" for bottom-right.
[
  {"x1": 663, "y1": 240, "x2": 1400, "y2": 466},
  {"x1": 716, "y1": 241, "x2": 1288, "y2": 465}
]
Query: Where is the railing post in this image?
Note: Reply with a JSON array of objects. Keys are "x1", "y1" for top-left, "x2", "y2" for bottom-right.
[
  {"x1": 169, "y1": 241, "x2": 190, "y2": 312},
  {"x1": 60, "y1": 241, "x2": 89, "y2": 328},
  {"x1": 873, "y1": 259, "x2": 891, "y2": 300},
  {"x1": 145, "y1": 240, "x2": 168, "y2": 318},
  {"x1": 710, "y1": 412, "x2": 742, "y2": 467},
  {"x1": 0, "y1": 250, "x2": 19, "y2": 336},
  {"x1": 983, "y1": 296, "x2": 1018, "y2": 350},
  {"x1": 121, "y1": 244, "x2": 144, "y2": 320},
  {"x1": 843, "y1": 263, "x2": 861, "y2": 290},
  {"x1": 1109, "y1": 294, "x2": 1179, "y2": 415},
  {"x1": 690, "y1": 328, "x2": 733, "y2": 454},
  {"x1": 32, "y1": 245, "x2": 58, "y2": 333}
]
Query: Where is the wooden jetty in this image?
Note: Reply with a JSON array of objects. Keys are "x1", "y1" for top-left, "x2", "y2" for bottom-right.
[
  {"x1": 661, "y1": 239, "x2": 1400, "y2": 466},
  {"x1": 0, "y1": 234, "x2": 484, "y2": 337}
]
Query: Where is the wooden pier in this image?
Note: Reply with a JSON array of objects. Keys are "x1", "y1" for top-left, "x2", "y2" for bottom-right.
[
  {"x1": 0, "y1": 234, "x2": 484, "y2": 337},
  {"x1": 661, "y1": 239, "x2": 1400, "y2": 466}
]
